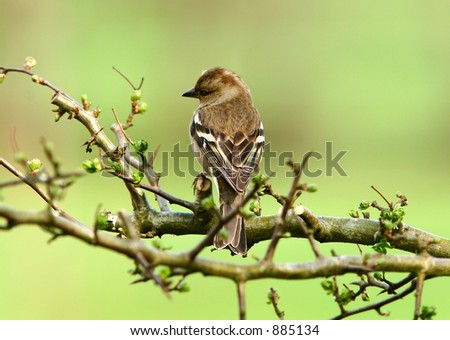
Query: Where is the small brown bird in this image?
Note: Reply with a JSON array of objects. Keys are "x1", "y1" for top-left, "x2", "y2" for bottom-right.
[{"x1": 182, "y1": 67, "x2": 264, "y2": 255}]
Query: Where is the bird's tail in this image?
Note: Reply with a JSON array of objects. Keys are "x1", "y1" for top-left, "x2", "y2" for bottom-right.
[{"x1": 214, "y1": 200, "x2": 247, "y2": 255}]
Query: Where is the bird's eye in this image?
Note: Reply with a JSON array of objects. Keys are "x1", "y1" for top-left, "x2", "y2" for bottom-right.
[{"x1": 199, "y1": 90, "x2": 211, "y2": 96}]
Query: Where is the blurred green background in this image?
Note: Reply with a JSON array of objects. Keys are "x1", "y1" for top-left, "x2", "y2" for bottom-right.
[{"x1": 1, "y1": 0, "x2": 449, "y2": 320}]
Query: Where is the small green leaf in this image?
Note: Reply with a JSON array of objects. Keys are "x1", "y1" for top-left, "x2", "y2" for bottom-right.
[
  {"x1": 339, "y1": 287, "x2": 353, "y2": 305},
  {"x1": 372, "y1": 238, "x2": 393, "y2": 254},
  {"x1": 82, "y1": 158, "x2": 102, "y2": 173},
  {"x1": 359, "y1": 200, "x2": 370, "y2": 210},
  {"x1": 419, "y1": 306, "x2": 436, "y2": 320},
  {"x1": 320, "y1": 279, "x2": 335, "y2": 295},
  {"x1": 131, "y1": 172, "x2": 144, "y2": 184},
  {"x1": 349, "y1": 209, "x2": 359, "y2": 218}
]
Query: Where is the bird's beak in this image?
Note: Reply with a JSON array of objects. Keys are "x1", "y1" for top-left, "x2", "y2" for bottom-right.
[{"x1": 182, "y1": 87, "x2": 198, "y2": 98}]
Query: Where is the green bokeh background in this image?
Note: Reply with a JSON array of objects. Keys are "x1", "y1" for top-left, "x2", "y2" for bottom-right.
[{"x1": 1, "y1": 0, "x2": 449, "y2": 319}]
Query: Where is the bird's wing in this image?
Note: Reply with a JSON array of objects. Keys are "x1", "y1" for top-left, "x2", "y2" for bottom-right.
[{"x1": 191, "y1": 113, "x2": 264, "y2": 194}]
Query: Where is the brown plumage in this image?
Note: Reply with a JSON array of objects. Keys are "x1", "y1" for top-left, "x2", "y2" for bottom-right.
[{"x1": 183, "y1": 67, "x2": 264, "y2": 255}]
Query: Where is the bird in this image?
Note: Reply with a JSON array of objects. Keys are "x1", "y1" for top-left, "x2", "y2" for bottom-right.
[{"x1": 182, "y1": 67, "x2": 265, "y2": 255}]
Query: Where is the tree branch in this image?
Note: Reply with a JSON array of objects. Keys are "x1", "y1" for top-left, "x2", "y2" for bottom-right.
[{"x1": 1, "y1": 205, "x2": 449, "y2": 281}]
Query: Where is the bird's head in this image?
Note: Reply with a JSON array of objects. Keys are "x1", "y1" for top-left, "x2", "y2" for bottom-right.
[{"x1": 182, "y1": 67, "x2": 251, "y2": 106}]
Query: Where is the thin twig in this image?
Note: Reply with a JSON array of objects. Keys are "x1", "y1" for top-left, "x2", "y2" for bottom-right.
[
  {"x1": 112, "y1": 66, "x2": 144, "y2": 90},
  {"x1": 114, "y1": 173, "x2": 195, "y2": 211},
  {"x1": 111, "y1": 108, "x2": 133, "y2": 144},
  {"x1": 0, "y1": 65, "x2": 78, "y2": 103},
  {"x1": 0, "y1": 158, "x2": 81, "y2": 224},
  {"x1": 332, "y1": 280, "x2": 417, "y2": 319},
  {"x1": 268, "y1": 288, "x2": 285, "y2": 320},
  {"x1": 371, "y1": 185, "x2": 393, "y2": 209},
  {"x1": 263, "y1": 152, "x2": 312, "y2": 262}
]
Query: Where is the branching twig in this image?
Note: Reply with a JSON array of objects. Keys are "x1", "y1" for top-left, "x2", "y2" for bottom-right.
[
  {"x1": 332, "y1": 280, "x2": 417, "y2": 320},
  {"x1": 264, "y1": 153, "x2": 312, "y2": 262},
  {"x1": 268, "y1": 288, "x2": 285, "y2": 320}
]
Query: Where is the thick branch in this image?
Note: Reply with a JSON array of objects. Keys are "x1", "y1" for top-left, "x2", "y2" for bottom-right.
[
  {"x1": 1, "y1": 205, "x2": 450, "y2": 281},
  {"x1": 134, "y1": 211, "x2": 450, "y2": 258}
]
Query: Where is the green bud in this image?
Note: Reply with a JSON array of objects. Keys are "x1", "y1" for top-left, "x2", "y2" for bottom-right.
[
  {"x1": 373, "y1": 272, "x2": 383, "y2": 280},
  {"x1": 82, "y1": 158, "x2": 102, "y2": 173},
  {"x1": 81, "y1": 94, "x2": 88, "y2": 101},
  {"x1": 27, "y1": 158, "x2": 43, "y2": 174},
  {"x1": 24, "y1": 56, "x2": 37, "y2": 69},
  {"x1": 395, "y1": 191, "x2": 405, "y2": 199},
  {"x1": 156, "y1": 265, "x2": 171, "y2": 280},
  {"x1": 251, "y1": 173, "x2": 268, "y2": 185},
  {"x1": 320, "y1": 279, "x2": 335, "y2": 295},
  {"x1": 349, "y1": 209, "x2": 359, "y2": 218},
  {"x1": 372, "y1": 238, "x2": 392, "y2": 254},
  {"x1": 95, "y1": 213, "x2": 108, "y2": 230},
  {"x1": 92, "y1": 108, "x2": 101, "y2": 118},
  {"x1": 361, "y1": 291, "x2": 370, "y2": 302},
  {"x1": 249, "y1": 200, "x2": 261, "y2": 215},
  {"x1": 391, "y1": 206, "x2": 405, "y2": 223},
  {"x1": 306, "y1": 183, "x2": 318, "y2": 193},
  {"x1": 359, "y1": 200, "x2": 370, "y2": 210},
  {"x1": 419, "y1": 306, "x2": 436, "y2": 320},
  {"x1": 111, "y1": 162, "x2": 123, "y2": 173},
  {"x1": 130, "y1": 90, "x2": 142, "y2": 101},
  {"x1": 383, "y1": 221, "x2": 397, "y2": 230},
  {"x1": 137, "y1": 101, "x2": 148, "y2": 113},
  {"x1": 133, "y1": 139, "x2": 149, "y2": 154},
  {"x1": 0, "y1": 73, "x2": 5, "y2": 84},
  {"x1": 31, "y1": 75, "x2": 39, "y2": 83},
  {"x1": 131, "y1": 171, "x2": 144, "y2": 184},
  {"x1": 380, "y1": 209, "x2": 391, "y2": 220},
  {"x1": 339, "y1": 287, "x2": 353, "y2": 305},
  {"x1": 178, "y1": 281, "x2": 190, "y2": 293}
]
